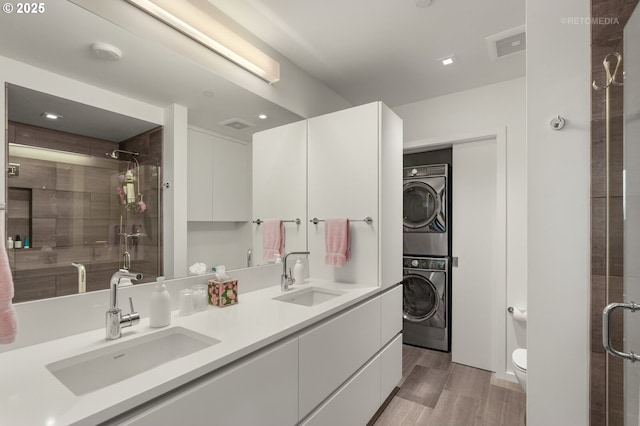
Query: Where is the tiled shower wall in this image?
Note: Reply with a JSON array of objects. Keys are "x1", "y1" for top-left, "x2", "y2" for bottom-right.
[{"x1": 590, "y1": 1, "x2": 638, "y2": 424}]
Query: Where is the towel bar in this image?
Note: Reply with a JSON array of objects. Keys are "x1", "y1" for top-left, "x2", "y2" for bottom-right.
[
  {"x1": 253, "y1": 218, "x2": 301, "y2": 225},
  {"x1": 310, "y1": 217, "x2": 373, "y2": 225}
]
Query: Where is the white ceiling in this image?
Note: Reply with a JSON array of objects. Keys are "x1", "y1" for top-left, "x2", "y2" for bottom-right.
[
  {"x1": 208, "y1": 0, "x2": 526, "y2": 107},
  {"x1": 0, "y1": 0, "x2": 525, "y2": 143}
]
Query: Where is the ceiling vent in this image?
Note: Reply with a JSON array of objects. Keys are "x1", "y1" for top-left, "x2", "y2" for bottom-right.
[
  {"x1": 486, "y1": 25, "x2": 526, "y2": 61},
  {"x1": 219, "y1": 118, "x2": 255, "y2": 131}
]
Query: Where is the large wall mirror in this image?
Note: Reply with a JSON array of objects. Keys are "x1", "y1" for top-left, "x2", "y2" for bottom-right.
[{"x1": 1, "y1": 0, "x2": 304, "y2": 302}]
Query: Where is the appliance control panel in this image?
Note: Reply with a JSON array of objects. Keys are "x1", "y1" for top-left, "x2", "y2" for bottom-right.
[{"x1": 403, "y1": 257, "x2": 448, "y2": 271}]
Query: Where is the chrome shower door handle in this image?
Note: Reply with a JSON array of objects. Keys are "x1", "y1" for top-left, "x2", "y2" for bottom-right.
[{"x1": 603, "y1": 301, "x2": 640, "y2": 362}]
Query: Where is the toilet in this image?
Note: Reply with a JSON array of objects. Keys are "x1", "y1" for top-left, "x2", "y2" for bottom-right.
[{"x1": 512, "y1": 348, "x2": 527, "y2": 392}]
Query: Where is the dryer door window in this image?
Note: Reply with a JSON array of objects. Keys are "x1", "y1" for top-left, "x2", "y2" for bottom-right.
[
  {"x1": 402, "y1": 274, "x2": 440, "y2": 322},
  {"x1": 403, "y1": 182, "x2": 441, "y2": 229}
]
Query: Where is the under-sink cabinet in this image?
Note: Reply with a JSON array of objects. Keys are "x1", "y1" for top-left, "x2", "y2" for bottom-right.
[
  {"x1": 114, "y1": 338, "x2": 299, "y2": 426},
  {"x1": 301, "y1": 334, "x2": 402, "y2": 426},
  {"x1": 105, "y1": 285, "x2": 402, "y2": 426},
  {"x1": 298, "y1": 296, "x2": 381, "y2": 419}
]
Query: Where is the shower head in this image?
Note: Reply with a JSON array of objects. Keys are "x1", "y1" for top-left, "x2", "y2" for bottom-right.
[{"x1": 105, "y1": 149, "x2": 139, "y2": 160}]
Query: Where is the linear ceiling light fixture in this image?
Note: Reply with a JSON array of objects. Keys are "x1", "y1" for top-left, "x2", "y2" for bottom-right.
[{"x1": 125, "y1": 0, "x2": 280, "y2": 83}]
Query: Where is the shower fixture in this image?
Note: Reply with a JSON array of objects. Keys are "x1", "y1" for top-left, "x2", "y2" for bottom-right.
[{"x1": 105, "y1": 149, "x2": 139, "y2": 159}]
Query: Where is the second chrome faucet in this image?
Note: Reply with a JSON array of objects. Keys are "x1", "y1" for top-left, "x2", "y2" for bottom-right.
[{"x1": 281, "y1": 252, "x2": 310, "y2": 291}]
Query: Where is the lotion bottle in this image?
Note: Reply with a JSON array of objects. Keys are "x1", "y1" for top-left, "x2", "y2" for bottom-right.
[
  {"x1": 150, "y1": 276, "x2": 171, "y2": 328},
  {"x1": 293, "y1": 257, "x2": 305, "y2": 284}
]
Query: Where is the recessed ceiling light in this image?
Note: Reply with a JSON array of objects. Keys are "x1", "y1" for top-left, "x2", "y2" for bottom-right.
[
  {"x1": 438, "y1": 55, "x2": 457, "y2": 66},
  {"x1": 258, "y1": 114, "x2": 268, "y2": 120},
  {"x1": 41, "y1": 112, "x2": 62, "y2": 120},
  {"x1": 90, "y1": 42, "x2": 123, "y2": 61}
]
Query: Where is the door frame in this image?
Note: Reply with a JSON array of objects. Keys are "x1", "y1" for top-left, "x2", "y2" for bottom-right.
[{"x1": 404, "y1": 127, "x2": 508, "y2": 380}]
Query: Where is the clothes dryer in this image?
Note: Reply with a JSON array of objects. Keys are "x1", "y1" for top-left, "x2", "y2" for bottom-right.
[
  {"x1": 402, "y1": 256, "x2": 450, "y2": 351},
  {"x1": 403, "y1": 164, "x2": 449, "y2": 256}
]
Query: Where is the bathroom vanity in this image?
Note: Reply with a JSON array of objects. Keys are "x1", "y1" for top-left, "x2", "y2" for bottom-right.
[{"x1": 0, "y1": 281, "x2": 402, "y2": 426}]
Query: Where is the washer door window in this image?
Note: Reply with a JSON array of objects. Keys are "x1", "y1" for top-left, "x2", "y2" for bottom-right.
[
  {"x1": 403, "y1": 182, "x2": 442, "y2": 230},
  {"x1": 403, "y1": 274, "x2": 440, "y2": 322}
]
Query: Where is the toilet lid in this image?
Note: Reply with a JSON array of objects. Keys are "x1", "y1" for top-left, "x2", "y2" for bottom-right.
[{"x1": 513, "y1": 348, "x2": 527, "y2": 371}]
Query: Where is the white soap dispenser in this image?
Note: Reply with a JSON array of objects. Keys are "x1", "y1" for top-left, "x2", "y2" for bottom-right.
[
  {"x1": 293, "y1": 257, "x2": 305, "y2": 284},
  {"x1": 150, "y1": 276, "x2": 171, "y2": 328}
]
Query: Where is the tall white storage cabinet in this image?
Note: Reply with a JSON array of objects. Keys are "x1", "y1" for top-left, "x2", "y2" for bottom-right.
[
  {"x1": 252, "y1": 120, "x2": 307, "y2": 265},
  {"x1": 307, "y1": 102, "x2": 403, "y2": 287},
  {"x1": 187, "y1": 128, "x2": 250, "y2": 222}
]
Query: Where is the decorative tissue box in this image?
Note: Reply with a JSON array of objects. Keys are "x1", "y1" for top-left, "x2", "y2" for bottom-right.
[{"x1": 207, "y1": 279, "x2": 238, "y2": 307}]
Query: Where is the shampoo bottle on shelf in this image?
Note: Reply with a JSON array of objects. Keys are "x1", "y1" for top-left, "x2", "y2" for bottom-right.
[
  {"x1": 6, "y1": 236, "x2": 13, "y2": 249},
  {"x1": 14, "y1": 235, "x2": 22, "y2": 249},
  {"x1": 149, "y1": 276, "x2": 171, "y2": 328}
]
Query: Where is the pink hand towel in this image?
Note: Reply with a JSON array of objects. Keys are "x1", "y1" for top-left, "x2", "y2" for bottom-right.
[
  {"x1": 263, "y1": 219, "x2": 284, "y2": 262},
  {"x1": 325, "y1": 218, "x2": 350, "y2": 267},
  {"x1": 0, "y1": 211, "x2": 17, "y2": 344}
]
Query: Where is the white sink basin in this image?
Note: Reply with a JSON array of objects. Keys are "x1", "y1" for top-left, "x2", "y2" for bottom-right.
[
  {"x1": 46, "y1": 327, "x2": 220, "y2": 395},
  {"x1": 273, "y1": 287, "x2": 346, "y2": 307}
]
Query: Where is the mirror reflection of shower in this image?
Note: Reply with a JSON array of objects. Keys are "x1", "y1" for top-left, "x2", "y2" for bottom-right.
[{"x1": 106, "y1": 149, "x2": 149, "y2": 271}]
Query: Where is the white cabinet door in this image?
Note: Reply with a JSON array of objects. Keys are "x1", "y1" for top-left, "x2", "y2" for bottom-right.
[
  {"x1": 212, "y1": 136, "x2": 250, "y2": 221},
  {"x1": 452, "y1": 138, "x2": 497, "y2": 372},
  {"x1": 307, "y1": 102, "x2": 380, "y2": 284},
  {"x1": 301, "y1": 353, "x2": 381, "y2": 426},
  {"x1": 120, "y1": 339, "x2": 299, "y2": 426},
  {"x1": 252, "y1": 121, "x2": 307, "y2": 264},
  {"x1": 380, "y1": 285, "x2": 402, "y2": 345},
  {"x1": 187, "y1": 129, "x2": 214, "y2": 221},
  {"x1": 187, "y1": 128, "x2": 250, "y2": 222},
  {"x1": 301, "y1": 333, "x2": 402, "y2": 426},
  {"x1": 298, "y1": 296, "x2": 381, "y2": 419},
  {"x1": 380, "y1": 334, "x2": 402, "y2": 403}
]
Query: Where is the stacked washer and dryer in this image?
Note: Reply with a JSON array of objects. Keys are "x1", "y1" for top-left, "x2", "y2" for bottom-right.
[{"x1": 402, "y1": 163, "x2": 452, "y2": 352}]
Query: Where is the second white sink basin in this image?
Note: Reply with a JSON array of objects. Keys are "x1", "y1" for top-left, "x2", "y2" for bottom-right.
[
  {"x1": 273, "y1": 287, "x2": 346, "y2": 307},
  {"x1": 46, "y1": 327, "x2": 220, "y2": 395}
]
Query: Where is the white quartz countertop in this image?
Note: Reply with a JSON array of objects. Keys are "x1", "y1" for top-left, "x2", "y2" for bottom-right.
[{"x1": 0, "y1": 280, "x2": 383, "y2": 426}]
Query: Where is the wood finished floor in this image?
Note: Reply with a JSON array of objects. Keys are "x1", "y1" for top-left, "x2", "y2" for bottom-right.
[{"x1": 371, "y1": 345, "x2": 526, "y2": 426}]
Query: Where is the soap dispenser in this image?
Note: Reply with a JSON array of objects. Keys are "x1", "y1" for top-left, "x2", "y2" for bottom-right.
[
  {"x1": 293, "y1": 257, "x2": 305, "y2": 284},
  {"x1": 150, "y1": 276, "x2": 171, "y2": 328}
]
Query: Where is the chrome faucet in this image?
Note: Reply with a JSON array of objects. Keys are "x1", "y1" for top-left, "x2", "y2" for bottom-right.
[
  {"x1": 281, "y1": 251, "x2": 310, "y2": 291},
  {"x1": 106, "y1": 269, "x2": 143, "y2": 340},
  {"x1": 71, "y1": 262, "x2": 86, "y2": 294}
]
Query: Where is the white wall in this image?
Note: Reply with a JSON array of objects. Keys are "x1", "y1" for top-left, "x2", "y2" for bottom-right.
[
  {"x1": 393, "y1": 77, "x2": 526, "y2": 379},
  {"x1": 163, "y1": 104, "x2": 189, "y2": 278},
  {"x1": 526, "y1": 0, "x2": 591, "y2": 424},
  {"x1": 187, "y1": 222, "x2": 253, "y2": 271}
]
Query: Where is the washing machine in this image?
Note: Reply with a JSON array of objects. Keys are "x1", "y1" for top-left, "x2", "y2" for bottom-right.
[
  {"x1": 402, "y1": 256, "x2": 450, "y2": 351},
  {"x1": 403, "y1": 164, "x2": 448, "y2": 256}
]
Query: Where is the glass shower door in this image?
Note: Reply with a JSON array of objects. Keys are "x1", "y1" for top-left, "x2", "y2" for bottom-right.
[
  {"x1": 622, "y1": 5, "x2": 640, "y2": 424},
  {"x1": 604, "y1": 4, "x2": 640, "y2": 425}
]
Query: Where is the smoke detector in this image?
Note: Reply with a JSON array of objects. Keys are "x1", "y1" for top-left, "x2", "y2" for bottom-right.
[
  {"x1": 90, "y1": 42, "x2": 123, "y2": 61},
  {"x1": 219, "y1": 118, "x2": 255, "y2": 131},
  {"x1": 486, "y1": 25, "x2": 526, "y2": 61}
]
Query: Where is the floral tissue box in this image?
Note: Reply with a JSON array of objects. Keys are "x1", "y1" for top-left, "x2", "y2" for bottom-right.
[{"x1": 207, "y1": 279, "x2": 238, "y2": 307}]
